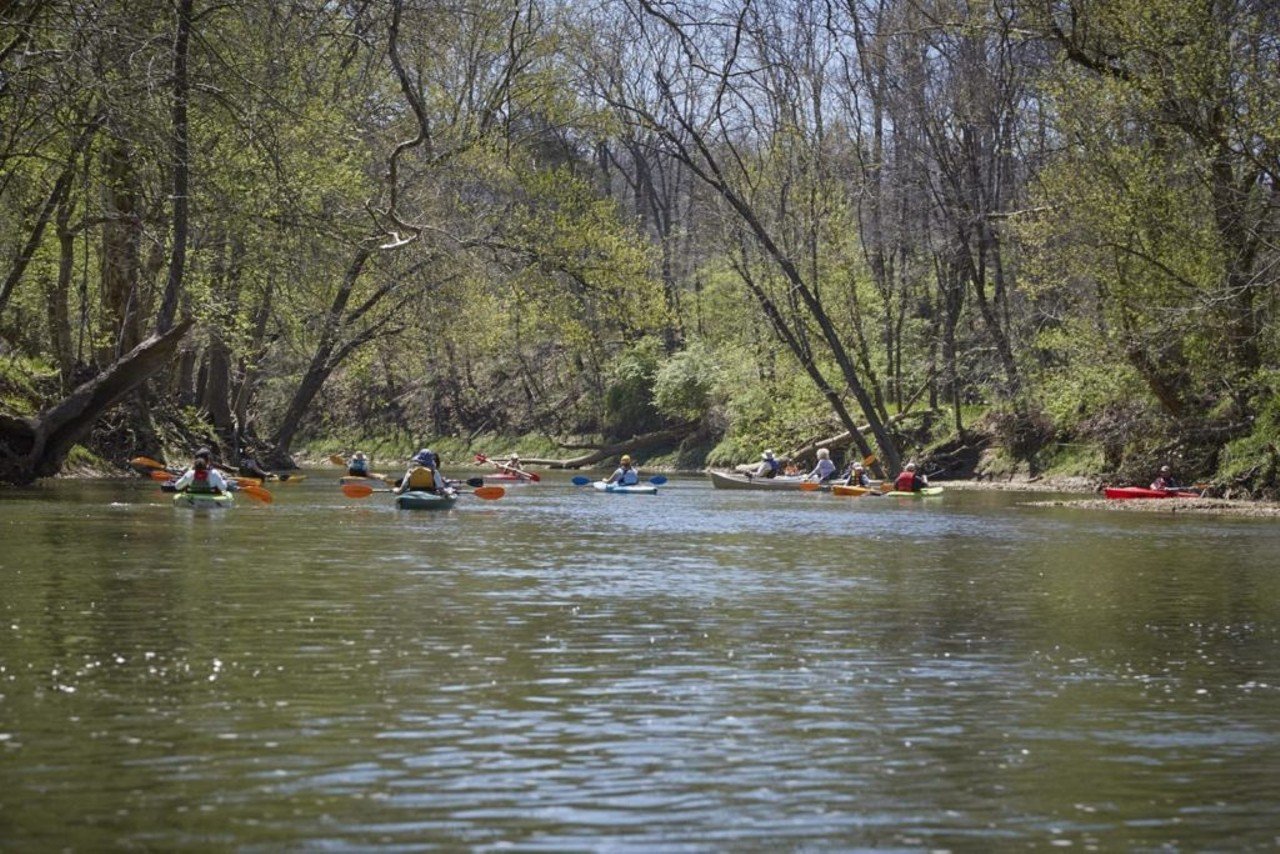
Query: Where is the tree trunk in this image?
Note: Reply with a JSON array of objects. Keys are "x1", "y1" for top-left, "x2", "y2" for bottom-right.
[{"x1": 0, "y1": 318, "x2": 193, "y2": 485}]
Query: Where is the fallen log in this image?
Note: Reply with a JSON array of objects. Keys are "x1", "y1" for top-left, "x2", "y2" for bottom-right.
[
  {"x1": 519, "y1": 422, "x2": 698, "y2": 469},
  {"x1": 0, "y1": 318, "x2": 193, "y2": 485}
]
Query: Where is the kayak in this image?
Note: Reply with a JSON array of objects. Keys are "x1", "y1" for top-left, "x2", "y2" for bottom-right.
[
  {"x1": 1104, "y1": 486, "x2": 1201, "y2": 500},
  {"x1": 395, "y1": 490, "x2": 458, "y2": 510},
  {"x1": 592, "y1": 481, "x2": 658, "y2": 495},
  {"x1": 707, "y1": 470, "x2": 824, "y2": 491},
  {"x1": 484, "y1": 472, "x2": 527, "y2": 483},
  {"x1": 881, "y1": 486, "x2": 944, "y2": 497},
  {"x1": 831, "y1": 484, "x2": 875, "y2": 497},
  {"x1": 172, "y1": 491, "x2": 233, "y2": 509}
]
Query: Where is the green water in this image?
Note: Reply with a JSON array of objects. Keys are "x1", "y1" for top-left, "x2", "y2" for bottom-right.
[{"x1": 2, "y1": 473, "x2": 1279, "y2": 849}]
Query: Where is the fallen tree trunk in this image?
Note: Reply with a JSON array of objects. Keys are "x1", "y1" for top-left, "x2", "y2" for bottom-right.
[
  {"x1": 521, "y1": 422, "x2": 698, "y2": 469},
  {"x1": 0, "y1": 318, "x2": 193, "y2": 485}
]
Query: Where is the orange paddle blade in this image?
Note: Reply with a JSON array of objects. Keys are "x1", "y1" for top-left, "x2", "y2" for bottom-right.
[
  {"x1": 149, "y1": 469, "x2": 174, "y2": 481},
  {"x1": 328, "y1": 454, "x2": 346, "y2": 466},
  {"x1": 799, "y1": 481, "x2": 821, "y2": 491},
  {"x1": 472, "y1": 486, "x2": 505, "y2": 500},
  {"x1": 526, "y1": 471, "x2": 541, "y2": 482},
  {"x1": 239, "y1": 484, "x2": 274, "y2": 504},
  {"x1": 132, "y1": 456, "x2": 168, "y2": 470},
  {"x1": 863, "y1": 454, "x2": 877, "y2": 467},
  {"x1": 341, "y1": 483, "x2": 376, "y2": 498}
]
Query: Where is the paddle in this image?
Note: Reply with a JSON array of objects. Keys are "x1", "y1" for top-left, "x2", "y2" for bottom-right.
[
  {"x1": 328, "y1": 453, "x2": 346, "y2": 466},
  {"x1": 475, "y1": 452, "x2": 541, "y2": 482},
  {"x1": 132, "y1": 455, "x2": 169, "y2": 470},
  {"x1": 237, "y1": 484, "x2": 274, "y2": 503},
  {"x1": 149, "y1": 468, "x2": 175, "y2": 482},
  {"x1": 340, "y1": 483, "x2": 505, "y2": 500}
]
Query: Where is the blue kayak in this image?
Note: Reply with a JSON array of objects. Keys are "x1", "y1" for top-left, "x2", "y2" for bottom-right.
[{"x1": 592, "y1": 481, "x2": 658, "y2": 495}]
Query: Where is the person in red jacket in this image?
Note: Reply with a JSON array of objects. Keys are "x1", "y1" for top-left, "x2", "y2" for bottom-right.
[{"x1": 894, "y1": 462, "x2": 929, "y2": 493}]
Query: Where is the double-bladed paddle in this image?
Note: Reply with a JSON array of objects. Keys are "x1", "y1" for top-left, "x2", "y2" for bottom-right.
[
  {"x1": 474, "y1": 452, "x2": 541, "y2": 482},
  {"x1": 571, "y1": 475, "x2": 667, "y2": 486},
  {"x1": 340, "y1": 482, "x2": 505, "y2": 500}
]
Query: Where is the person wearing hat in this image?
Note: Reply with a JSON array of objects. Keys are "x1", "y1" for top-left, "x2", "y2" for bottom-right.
[
  {"x1": 173, "y1": 448, "x2": 230, "y2": 495},
  {"x1": 347, "y1": 451, "x2": 371, "y2": 477},
  {"x1": 804, "y1": 447, "x2": 838, "y2": 483},
  {"x1": 238, "y1": 447, "x2": 273, "y2": 481},
  {"x1": 498, "y1": 453, "x2": 528, "y2": 479},
  {"x1": 396, "y1": 448, "x2": 449, "y2": 495},
  {"x1": 1150, "y1": 464, "x2": 1181, "y2": 491},
  {"x1": 604, "y1": 454, "x2": 640, "y2": 486},
  {"x1": 893, "y1": 461, "x2": 929, "y2": 493},
  {"x1": 749, "y1": 449, "x2": 781, "y2": 479},
  {"x1": 843, "y1": 461, "x2": 871, "y2": 488}
]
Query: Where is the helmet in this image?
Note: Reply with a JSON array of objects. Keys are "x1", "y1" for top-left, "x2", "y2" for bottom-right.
[
  {"x1": 853, "y1": 463, "x2": 864, "y2": 471},
  {"x1": 817, "y1": 448, "x2": 830, "y2": 459},
  {"x1": 195, "y1": 448, "x2": 211, "y2": 460},
  {"x1": 620, "y1": 454, "x2": 632, "y2": 464},
  {"x1": 762, "y1": 449, "x2": 775, "y2": 459},
  {"x1": 1160, "y1": 465, "x2": 1171, "y2": 473},
  {"x1": 509, "y1": 453, "x2": 520, "y2": 461},
  {"x1": 905, "y1": 462, "x2": 917, "y2": 471},
  {"x1": 411, "y1": 448, "x2": 435, "y2": 466},
  {"x1": 354, "y1": 451, "x2": 367, "y2": 460}
]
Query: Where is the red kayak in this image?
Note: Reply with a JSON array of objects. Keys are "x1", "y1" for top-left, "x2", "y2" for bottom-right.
[{"x1": 1104, "y1": 486, "x2": 1201, "y2": 500}]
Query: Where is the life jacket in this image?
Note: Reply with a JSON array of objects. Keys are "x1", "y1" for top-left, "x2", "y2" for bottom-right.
[
  {"x1": 620, "y1": 467, "x2": 639, "y2": 486},
  {"x1": 895, "y1": 470, "x2": 918, "y2": 492},
  {"x1": 763, "y1": 458, "x2": 779, "y2": 478},
  {"x1": 405, "y1": 465, "x2": 437, "y2": 491},
  {"x1": 348, "y1": 459, "x2": 369, "y2": 475},
  {"x1": 189, "y1": 467, "x2": 216, "y2": 494}
]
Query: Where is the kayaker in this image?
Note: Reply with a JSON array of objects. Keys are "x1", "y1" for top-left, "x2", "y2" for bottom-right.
[
  {"x1": 239, "y1": 448, "x2": 272, "y2": 481},
  {"x1": 893, "y1": 462, "x2": 929, "y2": 493},
  {"x1": 396, "y1": 448, "x2": 449, "y2": 495},
  {"x1": 749, "y1": 449, "x2": 781, "y2": 479},
  {"x1": 604, "y1": 454, "x2": 641, "y2": 486},
  {"x1": 1150, "y1": 465, "x2": 1180, "y2": 491},
  {"x1": 172, "y1": 452, "x2": 230, "y2": 495},
  {"x1": 805, "y1": 448, "x2": 838, "y2": 483},
  {"x1": 347, "y1": 451, "x2": 371, "y2": 477},
  {"x1": 844, "y1": 461, "x2": 871, "y2": 487},
  {"x1": 500, "y1": 453, "x2": 527, "y2": 478}
]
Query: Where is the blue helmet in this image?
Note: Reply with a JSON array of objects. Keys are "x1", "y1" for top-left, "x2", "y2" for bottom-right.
[{"x1": 411, "y1": 448, "x2": 435, "y2": 466}]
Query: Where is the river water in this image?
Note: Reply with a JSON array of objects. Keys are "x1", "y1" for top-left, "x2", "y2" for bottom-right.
[{"x1": 2, "y1": 472, "x2": 1279, "y2": 849}]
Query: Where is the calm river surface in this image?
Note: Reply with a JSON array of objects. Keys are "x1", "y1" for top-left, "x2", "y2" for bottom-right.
[{"x1": 2, "y1": 471, "x2": 1280, "y2": 850}]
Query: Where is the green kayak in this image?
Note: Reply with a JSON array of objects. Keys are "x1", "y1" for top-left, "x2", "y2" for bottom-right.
[
  {"x1": 172, "y1": 491, "x2": 234, "y2": 509},
  {"x1": 881, "y1": 486, "x2": 944, "y2": 497}
]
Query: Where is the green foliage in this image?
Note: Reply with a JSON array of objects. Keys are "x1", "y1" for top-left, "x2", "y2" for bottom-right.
[
  {"x1": 602, "y1": 337, "x2": 664, "y2": 439},
  {"x1": 653, "y1": 341, "x2": 719, "y2": 423}
]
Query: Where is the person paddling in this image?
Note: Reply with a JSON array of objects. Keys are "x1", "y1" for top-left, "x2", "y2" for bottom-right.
[
  {"x1": 604, "y1": 454, "x2": 641, "y2": 486},
  {"x1": 893, "y1": 461, "x2": 929, "y2": 493},
  {"x1": 844, "y1": 461, "x2": 871, "y2": 488},
  {"x1": 805, "y1": 447, "x2": 838, "y2": 483},
  {"x1": 172, "y1": 449, "x2": 230, "y2": 495},
  {"x1": 396, "y1": 448, "x2": 452, "y2": 496},
  {"x1": 347, "y1": 451, "x2": 371, "y2": 477},
  {"x1": 499, "y1": 453, "x2": 528, "y2": 479},
  {"x1": 239, "y1": 448, "x2": 272, "y2": 481},
  {"x1": 1150, "y1": 465, "x2": 1180, "y2": 491}
]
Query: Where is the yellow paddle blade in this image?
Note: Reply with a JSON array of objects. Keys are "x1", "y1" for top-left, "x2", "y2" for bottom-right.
[
  {"x1": 472, "y1": 486, "x2": 505, "y2": 500},
  {"x1": 341, "y1": 483, "x2": 376, "y2": 498},
  {"x1": 132, "y1": 456, "x2": 168, "y2": 470},
  {"x1": 328, "y1": 454, "x2": 346, "y2": 466},
  {"x1": 239, "y1": 484, "x2": 274, "y2": 504},
  {"x1": 149, "y1": 469, "x2": 174, "y2": 481}
]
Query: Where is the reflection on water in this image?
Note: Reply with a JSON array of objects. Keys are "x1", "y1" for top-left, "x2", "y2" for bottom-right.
[{"x1": 2, "y1": 474, "x2": 1280, "y2": 848}]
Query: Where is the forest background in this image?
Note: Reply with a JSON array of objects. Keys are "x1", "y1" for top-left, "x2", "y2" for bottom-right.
[{"x1": 1, "y1": 0, "x2": 1277, "y2": 495}]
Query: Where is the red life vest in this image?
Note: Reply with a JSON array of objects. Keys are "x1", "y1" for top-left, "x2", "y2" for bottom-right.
[
  {"x1": 189, "y1": 467, "x2": 216, "y2": 494},
  {"x1": 894, "y1": 471, "x2": 918, "y2": 492}
]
